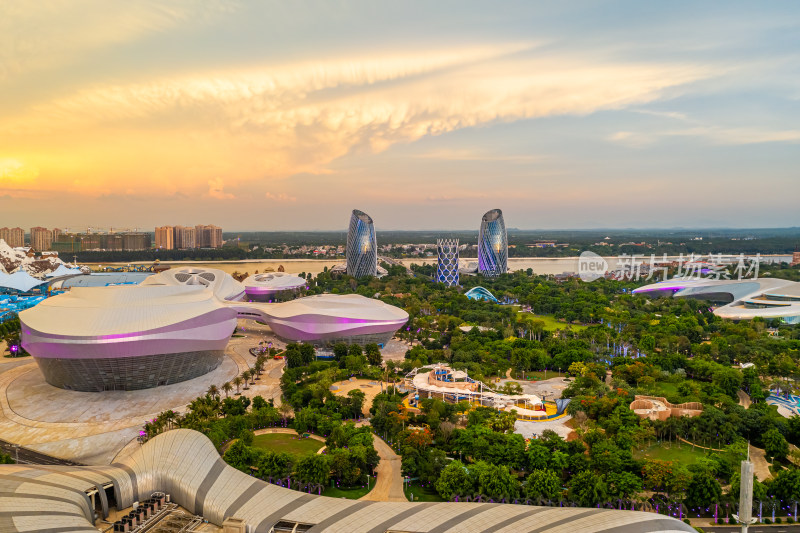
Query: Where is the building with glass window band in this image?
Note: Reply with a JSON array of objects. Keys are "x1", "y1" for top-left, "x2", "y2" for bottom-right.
[
  {"x1": 478, "y1": 208, "x2": 508, "y2": 277},
  {"x1": 346, "y1": 209, "x2": 377, "y2": 278}
]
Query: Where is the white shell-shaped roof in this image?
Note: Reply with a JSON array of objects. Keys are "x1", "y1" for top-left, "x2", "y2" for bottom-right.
[
  {"x1": 263, "y1": 293, "x2": 408, "y2": 321},
  {"x1": 634, "y1": 277, "x2": 800, "y2": 321},
  {"x1": 141, "y1": 267, "x2": 245, "y2": 301},
  {"x1": 243, "y1": 272, "x2": 306, "y2": 291},
  {"x1": 21, "y1": 284, "x2": 223, "y2": 336},
  {"x1": 0, "y1": 429, "x2": 695, "y2": 532}
]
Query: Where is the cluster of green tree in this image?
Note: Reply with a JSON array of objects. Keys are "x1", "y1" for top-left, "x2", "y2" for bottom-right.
[
  {"x1": 0, "y1": 318, "x2": 25, "y2": 356},
  {"x1": 227, "y1": 228, "x2": 800, "y2": 254},
  {"x1": 142, "y1": 394, "x2": 286, "y2": 449},
  {"x1": 284, "y1": 342, "x2": 380, "y2": 371},
  {"x1": 74, "y1": 247, "x2": 249, "y2": 263},
  {"x1": 223, "y1": 422, "x2": 379, "y2": 488}
]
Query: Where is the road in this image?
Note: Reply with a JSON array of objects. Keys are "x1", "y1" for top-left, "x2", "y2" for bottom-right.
[
  {"x1": 360, "y1": 434, "x2": 406, "y2": 502},
  {"x1": 0, "y1": 437, "x2": 83, "y2": 465}
]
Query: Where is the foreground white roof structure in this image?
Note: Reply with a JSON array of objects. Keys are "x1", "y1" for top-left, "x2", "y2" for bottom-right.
[
  {"x1": 21, "y1": 267, "x2": 408, "y2": 391},
  {"x1": 633, "y1": 277, "x2": 800, "y2": 324},
  {"x1": 0, "y1": 429, "x2": 694, "y2": 533}
]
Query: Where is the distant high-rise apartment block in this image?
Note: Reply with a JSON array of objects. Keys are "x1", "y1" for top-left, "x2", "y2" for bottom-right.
[
  {"x1": 436, "y1": 239, "x2": 459, "y2": 287},
  {"x1": 52, "y1": 232, "x2": 152, "y2": 252},
  {"x1": 478, "y1": 209, "x2": 508, "y2": 277},
  {"x1": 30, "y1": 226, "x2": 54, "y2": 251},
  {"x1": 0, "y1": 227, "x2": 25, "y2": 248},
  {"x1": 194, "y1": 225, "x2": 223, "y2": 248},
  {"x1": 173, "y1": 226, "x2": 196, "y2": 249},
  {"x1": 346, "y1": 209, "x2": 377, "y2": 278},
  {"x1": 155, "y1": 226, "x2": 174, "y2": 250}
]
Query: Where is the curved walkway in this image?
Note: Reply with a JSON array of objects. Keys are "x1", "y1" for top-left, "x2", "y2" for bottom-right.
[
  {"x1": 749, "y1": 444, "x2": 772, "y2": 482},
  {"x1": 737, "y1": 390, "x2": 751, "y2": 408},
  {"x1": 360, "y1": 434, "x2": 406, "y2": 502}
]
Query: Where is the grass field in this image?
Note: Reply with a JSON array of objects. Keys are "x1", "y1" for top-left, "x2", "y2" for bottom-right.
[
  {"x1": 404, "y1": 482, "x2": 445, "y2": 502},
  {"x1": 525, "y1": 314, "x2": 589, "y2": 332},
  {"x1": 251, "y1": 433, "x2": 324, "y2": 456},
  {"x1": 634, "y1": 442, "x2": 719, "y2": 464},
  {"x1": 645, "y1": 381, "x2": 680, "y2": 401},
  {"x1": 321, "y1": 484, "x2": 371, "y2": 499}
]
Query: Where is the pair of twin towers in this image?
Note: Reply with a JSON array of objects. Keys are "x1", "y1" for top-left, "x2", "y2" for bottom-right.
[{"x1": 346, "y1": 208, "x2": 508, "y2": 285}]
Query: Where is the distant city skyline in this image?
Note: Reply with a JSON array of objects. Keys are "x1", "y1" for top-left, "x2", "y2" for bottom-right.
[{"x1": 2, "y1": 2, "x2": 799, "y2": 230}]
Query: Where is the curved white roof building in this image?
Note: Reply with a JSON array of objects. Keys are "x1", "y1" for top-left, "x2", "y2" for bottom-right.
[
  {"x1": 20, "y1": 267, "x2": 407, "y2": 391},
  {"x1": 230, "y1": 293, "x2": 408, "y2": 345},
  {"x1": 243, "y1": 272, "x2": 306, "y2": 301},
  {"x1": 633, "y1": 277, "x2": 800, "y2": 324},
  {"x1": 0, "y1": 429, "x2": 695, "y2": 533},
  {"x1": 141, "y1": 266, "x2": 246, "y2": 301}
]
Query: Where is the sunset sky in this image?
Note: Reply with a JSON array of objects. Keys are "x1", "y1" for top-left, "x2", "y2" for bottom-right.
[{"x1": 2, "y1": 1, "x2": 799, "y2": 231}]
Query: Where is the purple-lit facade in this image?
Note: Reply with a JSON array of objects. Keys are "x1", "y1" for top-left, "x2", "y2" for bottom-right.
[
  {"x1": 21, "y1": 285, "x2": 237, "y2": 391},
  {"x1": 243, "y1": 272, "x2": 306, "y2": 301},
  {"x1": 228, "y1": 294, "x2": 409, "y2": 347},
  {"x1": 20, "y1": 268, "x2": 408, "y2": 391},
  {"x1": 633, "y1": 277, "x2": 800, "y2": 324}
]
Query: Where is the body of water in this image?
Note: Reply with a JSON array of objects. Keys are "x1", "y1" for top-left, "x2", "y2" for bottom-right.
[{"x1": 85, "y1": 254, "x2": 792, "y2": 277}]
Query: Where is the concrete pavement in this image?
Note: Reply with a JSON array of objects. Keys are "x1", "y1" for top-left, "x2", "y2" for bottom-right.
[{"x1": 360, "y1": 434, "x2": 406, "y2": 502}]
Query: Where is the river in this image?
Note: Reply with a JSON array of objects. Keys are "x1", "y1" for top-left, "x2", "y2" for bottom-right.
[{"x1": 85, "y1": 254, "x2": 792, "y2": 277}]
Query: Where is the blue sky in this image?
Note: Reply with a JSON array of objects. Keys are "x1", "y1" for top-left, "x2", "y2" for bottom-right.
[{"x1": 0, "y1": 1, "x2": 798, "y2": 231}]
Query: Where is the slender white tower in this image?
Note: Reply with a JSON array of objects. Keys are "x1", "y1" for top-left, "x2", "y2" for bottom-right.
[{"x1": 734, "y1": 446, "x2": 756, "y2": 533}]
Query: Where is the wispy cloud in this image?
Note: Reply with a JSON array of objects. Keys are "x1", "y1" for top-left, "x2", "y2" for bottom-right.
[
  {"x1": 206, "y1": 178, "x2": 235, "y2": 200},
  {"x1": 413, "y1": 149, "x2": 545, "y2": 163},
  {"x1": 265, "y1": 192, "x2": 297, "y2": 202},
  {"x1": 664, "y1": 126, "x2": 800, "y2": 145},
  {"x1": 0, "y1": 1, "x2": 234, "y2": 82},
  {"x1": 0, "y1": 44, "x2": 716, "y2": 198}
]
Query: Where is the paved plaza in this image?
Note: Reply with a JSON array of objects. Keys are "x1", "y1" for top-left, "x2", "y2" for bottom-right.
[{"x1": 0, "y1": 319, "x2": 284, "y2": 464}]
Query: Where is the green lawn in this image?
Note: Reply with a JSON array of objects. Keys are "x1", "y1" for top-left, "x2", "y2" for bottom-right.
[
  {"x1": 404, "y1": 482, "x2": 445, "y2": 502},
  {"x1": 645, "y1": 381, "x2": 680, "y2": 401},
  {"x1": 251, "y1": 433, "x2": 324, "y2": 456},
  {"x1": 321, "y1": 484, "x2": 371, "y2": 499},
  {"x1": 526, "y1": 314, "x2": 589, "y2": 332},
  {"x1": 634, "y1": 442, "x2": 719, "y2": 465}
]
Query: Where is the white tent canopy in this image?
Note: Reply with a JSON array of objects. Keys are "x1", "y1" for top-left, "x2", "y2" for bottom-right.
[
  {"x1": 0, "y1": 271, "x2": 47, "y2": 292},
  {"x1": 45, "y1": 264, "x2": 83, "y2": 278}
]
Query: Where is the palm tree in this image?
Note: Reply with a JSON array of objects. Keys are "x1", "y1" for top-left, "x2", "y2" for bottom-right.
[
  {"x1": 222, "y1": 381, "x2": 233, "y2": 398},
  {"x1": 253, "y1": 360, "x2": 264, "y2": 380},
  {"x1": 233, "y1": 376, "x2": 243, "y2": 395},
  {"x1": 241, "y1": 370, "x2": 251, "y2": 389},
  {"x1": 207, "y1": 384, "x2": 219, "y2": 399}
]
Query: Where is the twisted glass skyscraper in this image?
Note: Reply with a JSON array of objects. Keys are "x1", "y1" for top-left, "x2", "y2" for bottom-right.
[
  {"x1": 346, "y1": 209, "x2": 377, "y2": 278},
  {"x1": 436, "y1": 238, "x2": 459, "y2": 286},
  {"x1": 478, "y1": 208, "x2": 507, "y2": 277}
]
